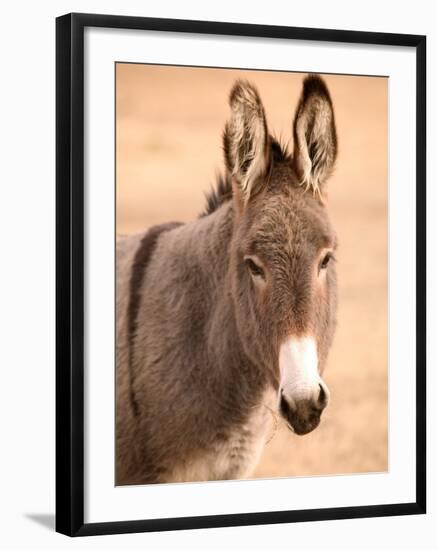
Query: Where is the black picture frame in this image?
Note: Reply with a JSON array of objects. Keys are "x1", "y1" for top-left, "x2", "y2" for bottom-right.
[{"x1": 56, "y1": 12, "x2": 426, "y2": 537}]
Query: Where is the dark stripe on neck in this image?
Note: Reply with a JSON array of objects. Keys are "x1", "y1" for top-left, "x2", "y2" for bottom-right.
[{"x1": 127, "y1": 222, "x2": 182, "y2": 416}]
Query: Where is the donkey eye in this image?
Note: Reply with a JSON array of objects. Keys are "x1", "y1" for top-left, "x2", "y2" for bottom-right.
[
  {"x1": 245, "y1": 258, "x2": 265, "y2": 279},
  {"x1": 319, "y1": 252, "x2": 333, "y2": 272}
]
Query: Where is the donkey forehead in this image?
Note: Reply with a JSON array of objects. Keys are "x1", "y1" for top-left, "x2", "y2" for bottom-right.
[{"x1": 245, "y1": 192, "x2": 336, "y2": 257}]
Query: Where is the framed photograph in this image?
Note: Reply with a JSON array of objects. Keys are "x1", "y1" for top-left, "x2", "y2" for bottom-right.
[{"x1": 56, "y1": 13, "x2": 426, "y2": 536}]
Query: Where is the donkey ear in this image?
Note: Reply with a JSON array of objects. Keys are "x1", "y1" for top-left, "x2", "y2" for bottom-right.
[
  {"x1": 223, "y1": 80, "x2": 270, "y2": 204},
  {"x1": 292, "y1": 75, "x2": 338, "y2": 196}
]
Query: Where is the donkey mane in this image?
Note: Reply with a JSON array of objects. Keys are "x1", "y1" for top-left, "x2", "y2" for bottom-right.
[
  {"x1": 200, "y1": 172, "x2": 232, "y2": 218},
  {"x1": 200, "y1": 137, "x2": 291, "y2": 218}
]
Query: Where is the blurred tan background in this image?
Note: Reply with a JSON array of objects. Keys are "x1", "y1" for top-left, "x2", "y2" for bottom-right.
[{"x1": 116, "y1": 64, "x2": 388, "y2": 478}]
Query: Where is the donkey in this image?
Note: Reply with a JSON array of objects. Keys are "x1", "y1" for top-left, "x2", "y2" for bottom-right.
[{"x1": 116, "y1": 74, "x2": 338, "y2": 485}]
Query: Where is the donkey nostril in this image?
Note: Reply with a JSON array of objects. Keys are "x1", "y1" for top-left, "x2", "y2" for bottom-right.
[
  {"x1": 280, "y1": 394, "x2": 292, "y2": 419},
  {"x1": 318, "y1": 383, "x2": 328, "y2": 408}
]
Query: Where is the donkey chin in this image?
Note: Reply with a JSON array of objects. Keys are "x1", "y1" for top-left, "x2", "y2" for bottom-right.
[{"x1": 278, "y1": 336, "x2": 330, "y2": 436}]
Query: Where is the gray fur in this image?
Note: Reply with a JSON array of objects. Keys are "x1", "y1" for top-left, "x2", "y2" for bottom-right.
[{"x1": 116, "y1": 74, "x2": 338, "y2": 485}]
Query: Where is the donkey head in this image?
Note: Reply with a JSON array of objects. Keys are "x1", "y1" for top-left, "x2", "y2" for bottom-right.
[{"x1": 224, "y1": 75, "x2": 338, "y2": 435}]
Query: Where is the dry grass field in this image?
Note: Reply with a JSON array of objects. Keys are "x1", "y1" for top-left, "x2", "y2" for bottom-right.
[{"x1": 116, "y1": 64, "x2": 388, "y2": 478}]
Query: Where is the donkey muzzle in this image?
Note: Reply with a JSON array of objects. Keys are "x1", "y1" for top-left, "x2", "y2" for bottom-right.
[
  {"x1": 278, "y1": 336, "x2": 330, "y2": 435},
  {"x1": 280, "y1": 381, "x2": 329, "y2": 435}
]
